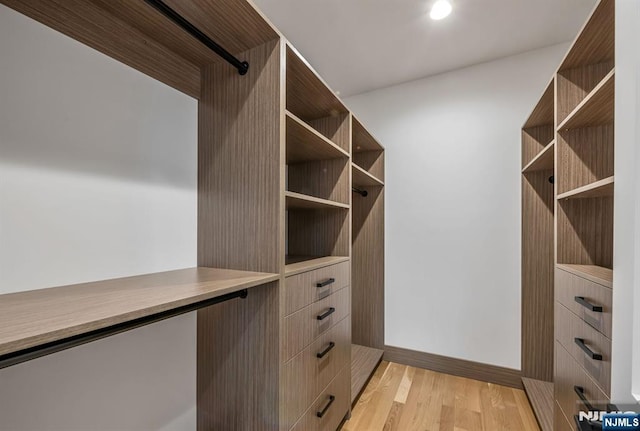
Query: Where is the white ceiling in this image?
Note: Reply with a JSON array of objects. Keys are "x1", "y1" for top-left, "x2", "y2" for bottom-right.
[{"x1": 252, "y1": 0, "x2": 597, "y2": 96}]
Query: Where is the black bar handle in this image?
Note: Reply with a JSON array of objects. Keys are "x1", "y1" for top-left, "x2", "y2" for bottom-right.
[
  {"x1": 316, "y1": 342, "x2": 335, "y2": 358},
  {"x1": 317, "y1": 307, "x2": 336, "y2": 321},
  {"x1": 575, "y1": 296, "x2": 603, "y2": 312},
  {"x1": 574, "y1": 386, "x2": 596, "y2": 411},
  {"x1": 143, "y1": 0, "x2": 249, "y2": 75},
  {"x1": 316, "y1": 278, "x2": 335, "y2": 288},
  {"x1": 316, "y1": 395, "x2": 335, "y2": 418},
  {"x1": 575, "y1": 338, "x2": 603, "y2": 361},
  {"x1": 352, "y1": 187, "x2": 368, "y2": 197}
]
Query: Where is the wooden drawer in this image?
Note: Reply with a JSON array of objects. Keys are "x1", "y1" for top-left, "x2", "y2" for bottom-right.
[
  {"x1": 556, "y1": 268, "x2": 612, "y2": 338},
  {"x1": 554, "y1": 401, "x2": 575, "y2": 431},
  {"x1": 556, "y1": 303, "x2": 611, "y2": 395},
  {"x1": 290, "y1": 366, "x2": 350, "y2": 431},
  {"x1": 285, "y1": 261, "x2": 350, "y2": 315},
  {"x1": 284, "y1": 286, "x2": 351, "y2": 362},
  {"x1": 555, "y1": 341, "x2": 609, "y2": 425},
  {"x1": 282, "y1": 316, "x2": 350, "y2": 428}
]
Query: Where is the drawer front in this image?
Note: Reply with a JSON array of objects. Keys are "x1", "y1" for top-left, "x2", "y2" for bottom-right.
[
  {"x1": 554, "y1": 401, "x2": 575, "y2": 431},
  {"x1": 284, "y1": 286, "x2": 350, "y2": 362},
  {"x1": 290, "y1": 366, "x2": 350, "y2": 431},
  {"x1": 282, "y1": 316, "x2": 350, "y2": 428},
  {"x1": 285, "y1": 261, "x2": 350, "y2": 315},
  {"x1": 556, "y1": 303, "x2": 611, "y2": 395},
  {"x1": 555, "y1": 341, "x2": 609, "y2": 424},
  {"x1": 556, "y1": 268, "x2": 612, "y2": 338}
]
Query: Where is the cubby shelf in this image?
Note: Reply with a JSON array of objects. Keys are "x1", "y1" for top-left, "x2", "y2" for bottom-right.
[
  {"x1": 523, "y1": 79, "x2": 555, "y2": 129},
  {"x1": 558, "y1": 69, "x2": 615, "y2": 131},
  {"x1": 557, "y1": 176, "x2": 614, "y2": 200},
  {"x1": 352, "y1": 163, "x2": 384, "y2": 187},
  {"x1": 522, "y1": 140, "x2": 555, "y2": 173},
  {"x1": 285, "y1": 191, "x2": 349, "y2": 210},
  {"x1": 0, "y1": 268, "x2": 280, "y2": 358},
  {"x1": 286, "y1": 111, "x2": 349, "y2": 164},
  {"x1": 352, "y1": 116, "x2": 384, "y2": 153},
  {"x1": 284, "y1": 255, "x2": 350, "y2": 276},
  {"x1": 556, "y1": 264, "x2": 613, "y2": 288},
  {"x1": 351, "y1": 344, "x2": 384, "y2": 403}
]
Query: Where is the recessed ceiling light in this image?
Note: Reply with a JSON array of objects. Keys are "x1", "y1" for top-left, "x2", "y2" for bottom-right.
[{"x1": 430, "y1": 0, "x2": 452, "y2": 20}]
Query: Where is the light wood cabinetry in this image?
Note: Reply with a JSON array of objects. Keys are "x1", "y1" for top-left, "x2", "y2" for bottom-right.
[
  {"x1": 521, "y1": 1, "x2": 616, "y2": 429},
  {"x1": 0, "y1": 1, "x2": 385, "y2": 430}
]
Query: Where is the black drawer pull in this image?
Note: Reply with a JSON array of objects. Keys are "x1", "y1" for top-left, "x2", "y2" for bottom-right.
[
  {"x1": 317, "y1": 307, "x2": 336, "y2": 321},
  {"x1": 573, "y1": 415, "x2": 601, "y2": 431},
  {"x1": 575, "y1": 296, "x2": 603, "y2": 312},
  {"x1": 574, "y1": 386, "x2": 596, "y2": 411},
  {"x1": 316, "y1": 395, "x2": 335, "y2": 418},
  {"x1": 316, "y1": 342, "x2": 335, "y2": 358},
  {"x1": 575, "y1": 338, "x2": 603, "y2": 361},
  {"x1": 316, "y1": 278, "x2": 335, "y2": 288}
]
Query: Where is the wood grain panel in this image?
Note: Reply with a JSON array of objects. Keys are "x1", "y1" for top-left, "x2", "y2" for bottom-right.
[
  {"x1": 283, "y1": 286, "x2": 351, "y2": 362},
  {"x1": 522, "y1": 169, "x2": 555, "y2": 381},
  {"x1": 557, "y1": 124, "x2": 614, "y2": 195},
  {"x1": 288, "y1": 158, "x2": 350, "y2": 205},
  {"x1": 309, "y1": 113, "x2": 351, "y2": 153},
  {"x1": 291, "y1": 366, "x2": 351, "y2": 431},
  {"x1": 197, "y1": 281, "x2": 280, "y2": 431},
  {"x1": 557, "y1": 264, "x2": 613, "y2": 289},
  {"x1": 384, "y1": 345, "x2": 523, "y2": 389},
  {"x1": 285, "y1": 191, "x2": 350, "y2": 210},
  {"x1": 554, "y1": 401, "x2": 575, "y2": 431},
  {"x1": 522, "y1": 378, "x2": 554, "y2": 431},
  {"x1": 285, "y1": 256, "x2": 350, "y2": 277},
  {"x1": 284, "y1": 261, "x2": 350, "y2": 316},
  {"x1": 351, "y1": 344, "x2": 384, "y2": 404},
  {"x1": 523, "y1": 141, "x2": 555, "y2": 173},
  {"x1": 352, "y1": 163, "x2": 384, "y2": 187},
  {"x1": 558, "y1": 0, "x2": 614, "y2": 71},
  {"x1": 523, "y1": 79, "x2": 555, "y2": 129},
  {"x1": 353, "y1": 116, "x2": 384, "y2": 152},
  {"x1": 352, "y1": 186, "x2": 385, "y2": 349},
  {"x1": 286, "y1": 111, "x2": 349, "y2": 164},
  {"x1": 1, "y1": 0, "x2": 201, "y2": 97},
  {"x1": 555, "y1": 304, "x2": 611, "y2": 395},
  {"x1": 288, "y1": 208, "x2": 351, "y2": 259},
  {"x1": 557, "y1": 177, "x2": 614, "y2": 200},
  {"x1": 286, "y1": 44, "x2": 347, "y2": 121},
  {"x1": 282, "y1": 316, "x2": 351, "y2": 429},
  {"x1": 558, "y1": 70, "x2": 614, "y2": 131},
  {"x1": 198, "y1": 40, "x2": 282, "y2": 273},
  {"x1": 0, "y1": 268, "x2": 278, "y2": 357},
  {"x1": 554, "y1": 341, "x2": 609, "y2": 424},
  {"x1": 557, "y1": 197, "x2": 614, "y2": 269},
  {"x1": 523, "y1": 126, "x2": 555, "y2": 168},
  {"x1": 353, "y1": 151, "x2": 385, "y2": 182},
  {"x1": 557, "y1": 62, "x2": 613, "y2": 124}
]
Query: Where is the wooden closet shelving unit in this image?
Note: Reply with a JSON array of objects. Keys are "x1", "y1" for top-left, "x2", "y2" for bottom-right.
[
  {"x1": 0, "y1": 2, "x2": 386, "y2": 429},
  {"x1": 521, "y1": 1, "x2": 616, "y2": 430}
]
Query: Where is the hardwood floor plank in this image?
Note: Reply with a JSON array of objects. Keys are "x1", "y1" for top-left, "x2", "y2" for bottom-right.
[{"x1": 393, "y1": 365, "x2": 416, "y2": 404}]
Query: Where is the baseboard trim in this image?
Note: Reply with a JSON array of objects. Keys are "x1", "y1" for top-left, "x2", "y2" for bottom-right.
[{"x1": 383, "y1": 345, "x2": 523, "y2": 389}]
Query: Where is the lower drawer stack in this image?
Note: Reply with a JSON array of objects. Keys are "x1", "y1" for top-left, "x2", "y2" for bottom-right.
[
  {"x1": 554, "y1": 267, "x2": 612, "y2": 430},
  {"x1": 282, "y1": 261, "x2": 352, "y2": 431}
]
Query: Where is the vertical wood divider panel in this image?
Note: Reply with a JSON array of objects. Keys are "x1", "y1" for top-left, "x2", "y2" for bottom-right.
[{"x1": 197, "y1": 39, "x2": 283, "y2": 431}]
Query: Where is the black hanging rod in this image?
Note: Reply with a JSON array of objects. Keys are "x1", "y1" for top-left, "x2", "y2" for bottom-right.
[
  {"x1": 352, "y1": 187, "x2": 368, "y2": 197},
  {"x1": 143, "y1": 0, "x2": 249, "y2": 75},
  {"x1": 0, "y1": 288, "x2": 248, "y2": 370}
]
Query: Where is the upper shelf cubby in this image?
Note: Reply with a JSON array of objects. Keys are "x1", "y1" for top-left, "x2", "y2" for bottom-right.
[
  {"x1": 522, "y1": 79, "x2": 554, "y2": 169},
  {"x1": 286, "y1": 45, "x2": 350, "y2": 152},
  {"x1": 352, "y1": 116, "x2": 385, "y2": 183}
]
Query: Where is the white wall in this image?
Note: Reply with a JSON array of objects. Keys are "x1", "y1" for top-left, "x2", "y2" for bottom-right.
[
  {"x1": 612, "y1": 0, "x2": 640, "y2": 405},
  {"x1": 346, "y1": 44, "x2": 568, "y2": 369},
  {"x1": 0, "y1": 5, "x2": 198, "y2": 430}
]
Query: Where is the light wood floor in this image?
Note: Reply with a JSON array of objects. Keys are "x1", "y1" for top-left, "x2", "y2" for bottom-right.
[{"x1": 342, "y1": 361, "x2": 540, "y2": 431}]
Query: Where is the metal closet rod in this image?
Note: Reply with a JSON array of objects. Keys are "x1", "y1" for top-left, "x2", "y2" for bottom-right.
[
  {"x1": 352, "y1": 187, "x2": 368, "y2": 197},
  {"x1": 143, "y1": 0, "x2": 249, "y2": 76},
  {"x1": 0, "y1": 288, "x2": 249, "y2": 370}
]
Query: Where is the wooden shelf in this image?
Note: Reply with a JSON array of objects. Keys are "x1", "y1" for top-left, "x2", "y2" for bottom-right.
[
  {"x1": 353, "y1": 116, "x2": 384, "y2": 153},
  {"x1": 557, "y1": 176, "x2": 614, "y2": 200},
  {"x1": 286, "y1": 111, "x2": 349, "y2": 164},
  {"x1": 558, "y1": 70, "x2": 615, "y2": 131},
  {"x1": 522, "y1": 140, "x2": 555, "y2": 173},
  {"x1": 557, "y1": 264, "x2": 613, "y2": 288},
  {"x1": 351, "y1": 344, "x2": 384, "y2": 403},
  {"x1": 286, "y1": 45, "x2": 348, "y2": 121},
  {"x1": 0, "y1": 267, "x2": 280, "y2": 357},
  {"x1": 285, "y1": 191, "x2": 350, "y2": 210},
  {"x1": 523, "y1": 79, "x2": 555, "y2": 129},
  {"x1": 352, "y1": 163, "x2": 384, "y2": 187},
  {"x1": 285, "y1": 255, "x2": 350, "y2": 276},
  {"x1": 522, "y1": 378, "x2": 554, "y2": 431}
]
